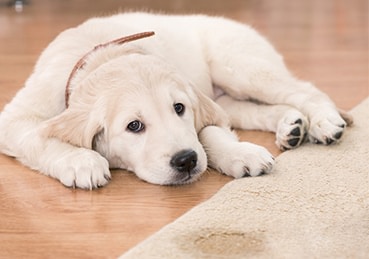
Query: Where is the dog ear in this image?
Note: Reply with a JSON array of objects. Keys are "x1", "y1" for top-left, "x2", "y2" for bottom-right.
[
  {"x1": 189, "y1": 87, "x2": 230, "y2": 132},
  {"x1": 42, "y1": 107, "x2": 104, "y2": 149}
]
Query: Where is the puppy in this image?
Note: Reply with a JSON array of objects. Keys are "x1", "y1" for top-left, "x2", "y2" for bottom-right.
[{"x1": 0, "y1": 13, "x2": 352, "y2": 189}]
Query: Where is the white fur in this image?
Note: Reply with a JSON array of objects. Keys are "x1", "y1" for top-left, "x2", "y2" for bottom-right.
[{"x1": 0, "y1": 13, "x2": 350, "y2": 188}]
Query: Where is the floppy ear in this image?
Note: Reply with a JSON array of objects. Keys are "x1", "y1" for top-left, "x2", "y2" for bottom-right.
[
  {"x1": 189, "y1": 87, "x2": 230, "y2": 132},
  {"x1": 41, "y1": 108, "x2": 104, "y2": 149}
]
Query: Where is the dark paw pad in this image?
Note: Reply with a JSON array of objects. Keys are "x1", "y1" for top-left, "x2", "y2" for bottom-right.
[
  {"x1": 312, "y1": 129, "x2": 344, "y2": 145},
  {"x1": 294, "y1": 119, "x2": 303, "y2": 125},
  {"x1": 276, "y1": 112, "x2": 309, "y2": 151},
  {"x1": 287, "y1": 138, "x2": 300, "y2": 147},
  {"x1": 280, "y1": 125, "x2": 307, "y2": 151},
  {"x1": 334, "y1": 131, "x2": 343, "y2": 140},
  {"x1": 289, "y1": 127, "x2": 301, "y2": 137}
]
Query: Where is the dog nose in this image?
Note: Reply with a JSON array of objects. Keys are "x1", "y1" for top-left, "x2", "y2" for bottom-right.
[{"x1": 170, "y1": 150, "x2": 198, "y2": 173}]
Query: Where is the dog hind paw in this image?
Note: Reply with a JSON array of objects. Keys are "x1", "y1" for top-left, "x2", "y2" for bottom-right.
[
  {"x1": 308, "y1": 112, "x2": 347, "y2": 145},
  {"x1": 276, "y1": 110, "x2": 308, "y2": 151}
]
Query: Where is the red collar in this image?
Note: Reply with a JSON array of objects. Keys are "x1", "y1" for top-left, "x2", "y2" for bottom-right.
[{"x1": 65, "y1": 31, "x2": 155, "y2": 108}]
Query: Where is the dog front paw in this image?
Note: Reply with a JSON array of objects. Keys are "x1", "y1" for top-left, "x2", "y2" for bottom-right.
[
  {"x1": 52, "y1": 149, "x2": 111, "y2": 189},
  {"x1": 214, "y1": 142, "x2": 274, "y2": 178},
  {"x1": 276, "y1": 110, "x2": 308, "y2": 151},
  {"x1": 308, "y1": 112, "x2": 347, "y2": 145}
]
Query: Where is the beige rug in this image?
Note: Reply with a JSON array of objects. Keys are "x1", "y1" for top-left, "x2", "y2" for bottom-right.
[{"x1": 121, "y1": 98, "x2": 369, "y2": 259}]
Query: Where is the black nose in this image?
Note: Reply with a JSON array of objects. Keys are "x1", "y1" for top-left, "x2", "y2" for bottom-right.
[{"x1": 170, "y1": 150, "x2": 198, "y2": 173}]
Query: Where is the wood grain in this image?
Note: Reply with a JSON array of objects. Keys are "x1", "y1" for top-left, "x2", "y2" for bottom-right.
[{"x1": 0, "y1": 0, "x2": 367, "y2": 257}]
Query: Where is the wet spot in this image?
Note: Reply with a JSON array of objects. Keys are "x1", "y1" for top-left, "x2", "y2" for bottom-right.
[{"x1": 187, "y1": 229, "x2": 265, "y2": 257}]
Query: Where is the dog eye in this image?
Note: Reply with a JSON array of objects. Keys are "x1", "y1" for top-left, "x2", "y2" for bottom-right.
[
  {"x1": 174, "y1": 103, "x2": 185, "y2": 116},
  {"x1": 127, "y1": 120, "x2": 145, "y2": 133}
]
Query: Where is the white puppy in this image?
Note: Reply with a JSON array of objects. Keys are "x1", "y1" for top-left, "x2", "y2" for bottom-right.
[{"x1": 0, "y1": 13, "x2": 352, "y2": 189}]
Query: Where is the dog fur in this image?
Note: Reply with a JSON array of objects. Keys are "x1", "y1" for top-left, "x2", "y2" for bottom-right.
[{"x1": 0, "y1": 13, "x2": 352, "y2": 188}]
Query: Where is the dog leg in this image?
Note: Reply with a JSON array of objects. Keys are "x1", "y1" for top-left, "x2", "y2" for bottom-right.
[
  {"x1": 207, "y1": 49, "x2": 347, "y2": 145},
  {"x1": 216, "y1": 95, "x2": 308, "y2": 150},
  {"x1": 37, "y1": 138, "x2": 111, "y2": 189},
  {"x1": 0, "y1": 116, "x2": 111, "y2": 189},
  {"x1": 202, "y1": 19, "x2": 349, "y2": 145},
  {"x1": 199, "y1": 125, "x2": 274, "y2": 178},
  {"x1": 213, "y1": 63, "x2": 347, "y2": 145}
]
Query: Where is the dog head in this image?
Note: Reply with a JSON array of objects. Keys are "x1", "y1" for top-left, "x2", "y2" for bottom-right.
[{"x1": 43, "y1": 53, "x2": 228, "y2": 185}]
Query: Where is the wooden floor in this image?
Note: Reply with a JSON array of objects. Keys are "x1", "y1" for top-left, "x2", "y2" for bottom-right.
[{"x1": 0, "y1": 0, "x2": 367, "y2": 258}]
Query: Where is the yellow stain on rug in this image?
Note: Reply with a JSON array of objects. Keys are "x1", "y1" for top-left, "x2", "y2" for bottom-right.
[{"x1": 181, "y1": 229, "x2": 265, "y2": 258}]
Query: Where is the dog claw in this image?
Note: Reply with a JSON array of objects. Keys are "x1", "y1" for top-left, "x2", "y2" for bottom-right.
[
  {"x1": 326, "y1": 138, "x2": 334, "y2": 145},
  {"x1": 242, "y1": 166, "x2": 251, "y2": 177}
]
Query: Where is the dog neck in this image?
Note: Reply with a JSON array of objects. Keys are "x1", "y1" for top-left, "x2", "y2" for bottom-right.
[{"x1": 65, "y1": 31, "x2": 155, "y2": 108}]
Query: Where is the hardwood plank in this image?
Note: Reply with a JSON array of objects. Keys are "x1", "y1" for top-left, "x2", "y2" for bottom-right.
[{"x1": 0, "y1": 0, "x2": 367, "y2": 257}]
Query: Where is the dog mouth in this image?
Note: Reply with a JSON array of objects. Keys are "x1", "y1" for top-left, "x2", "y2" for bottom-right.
[
  {"x1": 132, "y1": 149, "x2": 207, "y2": 185},
  {"x1": 166, "y1": 167, "x2": 204, "y2": 185}
]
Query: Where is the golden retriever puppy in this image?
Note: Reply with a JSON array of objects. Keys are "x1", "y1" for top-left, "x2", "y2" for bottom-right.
[{"x1": 0, "y1": 13, "x2": 351, "y2": 189}]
